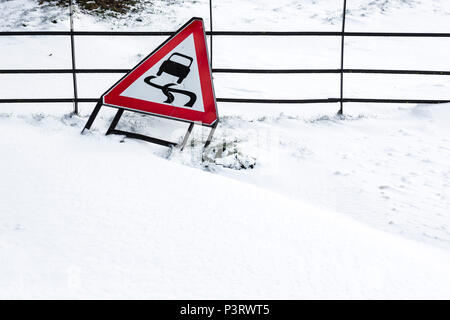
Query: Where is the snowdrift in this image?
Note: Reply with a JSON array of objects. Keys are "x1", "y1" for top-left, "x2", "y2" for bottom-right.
[{"x1": 1, "y1": 113, "x2": 450, "y2": 299}]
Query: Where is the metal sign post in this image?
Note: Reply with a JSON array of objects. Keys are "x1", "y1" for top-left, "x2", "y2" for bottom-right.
[
  {"x1": 69, "y1": 0, "x2": 78, "y2": 115},
  {"x1": 209, "y1": 0, "x2": 213, "y2": 69},
  {"x1": 338, "y1": 0, "x2": 347, "y2": 115}
]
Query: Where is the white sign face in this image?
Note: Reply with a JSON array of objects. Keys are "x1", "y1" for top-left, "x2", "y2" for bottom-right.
[
  {"x1": 103, "y1": 17, "x2": 218, "y2": 126},
  {"x1": 120, "y1": 34, "x2": 205, "y2": 112}
]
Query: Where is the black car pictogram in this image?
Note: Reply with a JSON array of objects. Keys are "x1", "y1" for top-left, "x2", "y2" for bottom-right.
[{"x1": 156, "y1": 52, "x2": 193, "y2": 84}]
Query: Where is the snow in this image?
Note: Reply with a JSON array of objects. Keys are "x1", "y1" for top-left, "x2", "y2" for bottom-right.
[
  {"x1": 1, "y1": 113, "x2": 450, "y2": 299},
  {"x1": 212, "y1": 104, "x2": 450, "y2": 249},
  {"x1": 1, "y1": 0, "x2": 450, "y2": 298}
]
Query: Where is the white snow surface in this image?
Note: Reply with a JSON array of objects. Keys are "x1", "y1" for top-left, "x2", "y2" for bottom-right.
[
  {"x1": 1, "y1": 112, "x2": 450, "y2": 299},
  {"x1": 1, "y1": 0, "x2": 450, "y2": 298}
]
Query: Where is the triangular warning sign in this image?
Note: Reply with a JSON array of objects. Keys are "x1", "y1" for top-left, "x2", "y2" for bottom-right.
[{"x1": 103, "y1": 17, "x2": 218, "y2": 126}]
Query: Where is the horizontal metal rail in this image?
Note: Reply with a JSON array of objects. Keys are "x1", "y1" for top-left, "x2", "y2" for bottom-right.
[
  {"x1": 345, "y1": 32, "x2": 450, "y2": 38},
  {"x1": 0, "y1": 98, "x2": 99, "y2": 103},
  {"x1": 343, "y1": 98, "x2": 450, "y2": 104},
  {"x1": 217, "y1": 98, "x2": 450, "y2": 104},
  {"x1": 217, "y1": 98, "x2": 340, "y2": 104},
  {"x1": 343, "y1": 69, "x2": 450, "y2": 75},
  {"x1": 1, "y1": 31, "x2": 450, "y2": 37},
  {"x1": 1, "y1": 28, "x2": 449, "y2": 108},
  {"x1": 1, "y1": 68, "x2": 450, "y2": 75},
  {"x1": 1, "y1": 98, "x2": 449, "y2": 104},
  {"x1": 214, "y1": 69, "x2": 450, "y2": 75},
  {"x1": 0, "y1": 69, "x2": 131, "y2": 74}
]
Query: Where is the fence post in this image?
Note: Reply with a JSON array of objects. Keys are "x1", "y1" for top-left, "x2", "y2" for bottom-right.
[
  {"x1": 338, "y1": 0, "x2": 347, "y2": 115},
  {"x1": 69, "y1": 0, "x2": 79, "y2": 115},
  {"x1": 209, "y1": 0, "x2": 213, "y2": 69}
]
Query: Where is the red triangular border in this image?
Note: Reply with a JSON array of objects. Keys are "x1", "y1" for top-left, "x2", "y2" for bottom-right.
[{"x1": 103, "y1": 18, "x2": 218, "y2": 126}]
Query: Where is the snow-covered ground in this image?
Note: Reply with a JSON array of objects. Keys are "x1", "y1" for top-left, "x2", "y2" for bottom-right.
[
  {"x1": 1, "y1": 0, "x2": 450, "y2": 298},
  {"x1": 2, "y1": 112, "x2": 450, "y2": 299}
]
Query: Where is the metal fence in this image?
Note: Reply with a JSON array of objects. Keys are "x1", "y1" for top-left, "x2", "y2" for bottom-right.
[{"x1": 0, "y1": 0, "x2": 449, "y2": 115}]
